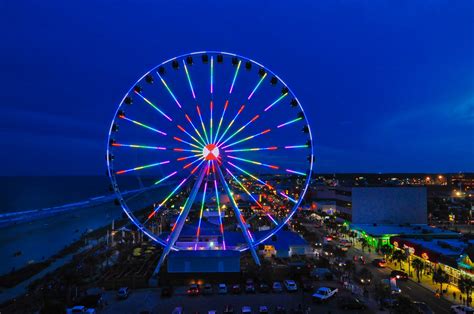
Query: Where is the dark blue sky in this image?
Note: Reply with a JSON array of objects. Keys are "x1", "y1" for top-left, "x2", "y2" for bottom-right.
[{"x1": 1, "y1": 0, "x2": 473, "y2": 175}]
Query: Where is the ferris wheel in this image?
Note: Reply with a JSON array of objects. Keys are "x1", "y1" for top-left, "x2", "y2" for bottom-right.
[{"x1": 106, "y1": 51, "x2": 314, "y2": 268}]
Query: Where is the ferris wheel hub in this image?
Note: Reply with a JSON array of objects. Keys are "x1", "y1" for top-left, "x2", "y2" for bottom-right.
[{"x1": 203, "y1": 144, "x2": 219, "y2": 161}]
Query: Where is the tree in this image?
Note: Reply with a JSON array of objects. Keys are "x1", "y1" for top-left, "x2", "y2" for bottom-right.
[
  {"x1": 380, "y1": 244, "x2": 393, "y2": 260},
  {"x1": 411, "y1": 258, "x2": 424, "y2": 282},
  {"x1": 433, "y1": 267, "x2": 449, "y2": 295},
  {"x1": 359, "y1": 238, "x2": 368, "y2": 252},
  {"x1": 458, "y1": 276, "x2": 474, "y2": 306},
  {"x1": 392, "y1": 250, "x2": 407, "y2": 270}
]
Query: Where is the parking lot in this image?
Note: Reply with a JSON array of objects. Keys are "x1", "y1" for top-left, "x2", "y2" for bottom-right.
[{"x1": 99, "y1": 285, "x2": 375, "y2": 314}]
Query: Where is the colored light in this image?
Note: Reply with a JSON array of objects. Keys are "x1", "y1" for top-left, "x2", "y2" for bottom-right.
[
  {"x1": 173, "y1": 136, "x2": 202, "y2": 150},
  {"x1": 248, "y1": 72, "x2": 267, "y2": 100},
  {"x1": 183, "y1": 60, "x2": 196, "y2": 99},
  {"x1": 151, "y1": 178, "x2": 188, "y2": 220},
  {"x1": 210, "y1": 56, "x2": 214, "y2": 94},
  {"x1": 224, "y1": 146, "x2": 278, "y2": 153},
  {"x1": 184, "y1": 114, "x2": 207, "y2": 145},
  {"x1": 218, "y1": 114, "x2": 260, "y2": 147},
  {"x1": 215, "y1": 105, "x2": 245, "y2": 145},
  {"x1": 284, "y1": 145, "x2": 309, "y2": 149},
  {"x1": 157, "y1": 73, "x2": 182, "y2": 108},
  {"x1": 119, "y1": 115, "x2": 167, "y2": 136},
  {"x1": 277, "y1": 117, "x2": 303, "y2": 128},
  {"x1": 177, "y1": 154, "x2": 202, "y2": 161},
  {"x1": 177, "y1": 125, "x2": 206, "y2": 147},
  {"x1": 280, "y1": 192, "x2": 297, "y2": 203},
  {"x1": 173, "y1": 148, "x2": 201, "y2": 153},
  {"x1": 134, "y1": 91, "x2": 173, "y2": 121},
  {"x1": 221, "y1": 128, "x2": 271, "y2": 149},
  {"x1": 214, "y1": 100, "x2": 229, "y2": 144},
  {"x1": 227, "y1": 155, "x2": 279, "y2": 169},
  {"x1": 116, "y1": 160, "x2": 170, "y2": 175},
  {"x1": 196, "y1": 105, "x2": 210, "y2": 144},
  {"x1": 229, "y1": 60, "x2": 241, "y2": 94},
  {"x1": 213, "y1": 169, "x2": 226, "y2": 250},
  {"x1": 195, "y1": 180, "x2": 208, "y2": 250},
  {"x1": 264, "y1": 92, "x2": 288, "y2": 112},
  {"x1": 112, "y1": 143, "x2": 166, "y2": 150},
  {"x1": 209, "y1": 101, "x2": 214, "y2": 142},
  {"x1": 286, "y1": 169, "x2": 307, "y2": 176},
  {"x1": 154, "y1": 171, "x2": 178, "y2": 185},
  {"x1": 226, "y1": 168, "x2": 278, "y2": 226}
]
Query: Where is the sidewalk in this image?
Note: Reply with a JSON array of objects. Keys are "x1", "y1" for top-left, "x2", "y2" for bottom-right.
[{"x1": 350, "y1": 241, "x2": 462, "y2": 305}]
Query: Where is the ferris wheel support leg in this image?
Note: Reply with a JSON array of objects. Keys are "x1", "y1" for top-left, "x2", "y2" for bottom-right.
[
  {"x1": 216, "y1": 165, "x2": 261, "y2": 266},
  {"x1": 154, "y1": 166, "x2": 207, "y2": 273}
]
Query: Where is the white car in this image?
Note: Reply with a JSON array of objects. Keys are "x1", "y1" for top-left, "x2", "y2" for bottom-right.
[
  {"x1": 272, "y1": 281, "x2": 283, "y2": 292},
  {"x1": 66, "y1": 305, "x2": 96, "y2": 314},
  {"x1": 259, "y1": 306, "x2": 269, "y2": 314},
  {"x1": 312, "y1": 287, "x2": 338, "y2": 302},
  {"x1": 284, "y1": 280, "x2": 298, "y2": 292},
  {"x1": 218, "y1": 283, "x2": 227, "y2": 294},
  {"x1": 451, "y1": 305, "x2": 474, "y2": 314},
  {"x1": 241, "y1": 306, "x2": 252, "y2": 313}
]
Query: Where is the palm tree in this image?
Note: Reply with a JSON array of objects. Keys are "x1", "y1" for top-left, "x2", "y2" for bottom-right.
[
  {"x1": 433, "y1": 267, "x2": 449, "y2": 295},
  {"x1": 392, "y1": 250, "x2": 407, "y2": 270},
  {"x1": 411, "y1": 258, "x2": 424, "y2": 282},
  {"x1": 359, "y1": 238, "x2": 368, "y2": 252},
  {"x1": 380, "y1": 244, "x2": 393, "y2": 260},
  {"x1": 458, "y1": 276, "x2": 474, "y2": 306}
]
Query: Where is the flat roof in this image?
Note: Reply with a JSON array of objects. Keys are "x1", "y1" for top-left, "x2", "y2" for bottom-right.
[{"x1": 351, "y1": 224, "x2": 460, "y2": 237}]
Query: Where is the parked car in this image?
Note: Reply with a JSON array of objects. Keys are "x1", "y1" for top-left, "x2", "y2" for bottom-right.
[
  {"x1": 218, "y1": 283, "x2": 228, "y2": 294},
  {"x1": 390, "y1": 270, "x2": 408, "y2": 280},
  {"x1": 451, "y1": 305, "x2": 474, "y2": 314},
  {"x1": 259, "y1": 305, "x2": 269, "y2": 314},
  {"x1": 284, "y1": 280, "x2": 298, "y2": 292},
  {"x1": 160, "y1": 286, "x2": 172, "y2": 297},
  {"x1": 223, "y1": 305, "x2": 234, "y2": 314},
  {"x1": 232, "y1": 284, "x2": 242, "y2": 294},
  {"x1": 187, "y1": 284, "x2": 200, "y2": 296},
  {"x1": 66, "y1": 306, "x2": 96, "y2": 314},
  {"x1": 337, "y1": 296, "x2": 367, "y2": 310},
  {"x1": 245, "y1": 279, "x2": 256, "y2": 293},
  {"x1": 355, "y1": 268, "x2": 373, "y2": 285},
  {"x1": 372, "y1": 258, "x2": 386, "y2": 268},
  {"x1": 116, "y1": 287, "x2": 129, "y2": 300},
  {"x1": 312, "y1": 287, "x2": 338, "y2": 303},
  {"x1": 272, "y1": 281, "x2": 283, "y2": 292},
  {"x1": 203, "y1": 283, "x2": 213, "y2": 295},
  {"x1": 241, "y1": 306, "x2": 252, "y2": 314},
  {"x1": 258, "y1": 282, "x2": 270, "y2": 293}
]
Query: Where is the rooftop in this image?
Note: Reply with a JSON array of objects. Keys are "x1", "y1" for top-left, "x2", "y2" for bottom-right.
[{"x1": 351, "y1": 223, "x2": 460, "y2": 237}]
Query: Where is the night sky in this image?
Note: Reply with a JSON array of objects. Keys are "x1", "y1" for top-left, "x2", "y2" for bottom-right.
[{"x1": 1, "y1": 0, "x2": 473, "y2": 175}]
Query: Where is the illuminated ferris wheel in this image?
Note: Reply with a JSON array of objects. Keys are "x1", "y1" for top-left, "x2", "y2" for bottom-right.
[{"x1": 106, "y1": 51, "x2": 314, "y2": 267}]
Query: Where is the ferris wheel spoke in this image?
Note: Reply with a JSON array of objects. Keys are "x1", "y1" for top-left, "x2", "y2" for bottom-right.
[
  {"x1": 195, "y1": 165, "x2": 210, "y2": 250},
  {"x1": 111, "y1": 143, "x2": 167, "y2": 150},
  {"x1": 226, "y1": 161, "x2": 298, "y2": 204},
  {"x1": 213, "y1": 100, "x2": 229, "y2": 144},
  {"x1": 196, "y1": 105, "x2": 210, "y2": 144},
  {"x1": 216, "y1": 164, "x2": 260, "y2": 265},
  {"x1": 177, "y1": 124, "x2": 206, "y2": 147},
  {"x1": 173, "y1": 136, "x2": 203, "y2": 150},
  {"x1": 220, "y1": 128, "x2": 271, "y2": 150},
  {"x1": 277, "y1": 116, "x2": 303, "y2": 128},
  {"x1": 229, "y1": 60, "x2": 242, "y2": 94},
  {"x1": 224, "y1": 146, "x2": 278, "y2": 153},
  {"x1": 211, "y1": 160, "x2": 226, "y2": 249},
  {"x1": 183, "y1": 60, "x2": 196, "y2": 99},
  {"x1": 210, "y1": 56, "x2": 214, "y2": 95},
  {"x1": 227, "y1": 155, "x2": 307, "y2": 176},
  {"x1": 134, "y1": 91, "x2": 173, "y2": 121},
  {"x1": 177, "y1": 153, "x2": 203, "y2": 162},
  {"x1": 209, "y1": 101, "x2": 214, "y2": 143},
  {"x1": 217, "y1": 114, "x2": 260, "y2": 147},
  {"x1": 118, "y1": 114, "x2": 167, "y2": 136},
  {"x1": 115, "y1": 160, "x2": 170, "y2": 175},
  {"x1": 263, "y1": 92, "x2": 289, "y2": 112},
  {"x1": 184, "y1": 114, "x2": 207, "y2": 145},
  {"x1": 156, "y1": 73, "x2": 182, "y2": 109},
  {"x1": 225, "y1": 167, "x2": 279, "y2": 226},
  {"x1": 156, "y1": 165, "x2": 208, "y2": 269},
  {"x1": 247, "y1": 72, "x2": 267, "y2": 100},
  {"x1": 215, "y1": 104, "x2": 245, "y2": 145}
]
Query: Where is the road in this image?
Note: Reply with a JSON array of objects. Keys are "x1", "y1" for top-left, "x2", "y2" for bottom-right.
[{"x1": 303, "y1": 222, "x2": 453, "y2": 313}]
